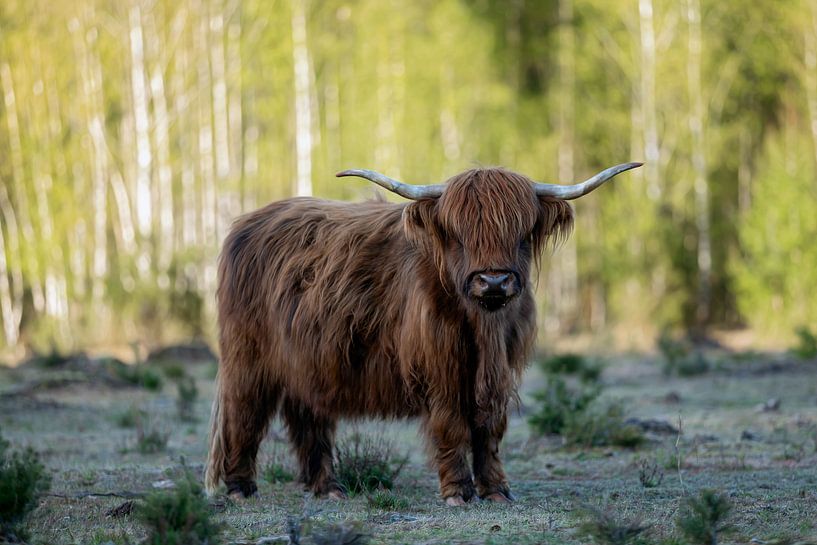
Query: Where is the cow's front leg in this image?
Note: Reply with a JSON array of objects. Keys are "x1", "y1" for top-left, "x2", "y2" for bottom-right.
[
  {"x1": 471, "y1": 410, "x2": 513, "y2": 502},
  {"x1": 425, "y1": 410, "x2": 476, "y2": 505}
]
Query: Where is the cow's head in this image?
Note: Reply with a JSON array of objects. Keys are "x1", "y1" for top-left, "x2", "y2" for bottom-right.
[{"x1": 337, "y1": 162, "x2": 641, "y2": 312}]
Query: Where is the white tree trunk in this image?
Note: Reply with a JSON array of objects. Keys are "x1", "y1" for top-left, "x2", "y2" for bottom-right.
[
  {"x1": 639, "y1": 0, "x2": 661, "y2": 200},
  {"x1": 687, "y1": 0, "x2": 711, "y2": 326},
  {"x1": 291, "y1": 0, "x2": 314, "y2": 196},
  {"x1": 546, "y1": 0, "x2": 579, "y2": 335},
  {"x1": 128, "y1": 4, "x2": 153, "y2": 278},
  {"x1": 1, "y1": 62, "x2": 45, "y2": 314}
]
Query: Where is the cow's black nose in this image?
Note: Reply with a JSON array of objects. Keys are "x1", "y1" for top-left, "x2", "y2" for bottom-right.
[
  {"x1": 477, "y1": 272, "x2": 510, "y2": 292},
  {"x1": 468, "y1": 270, "x2": 521, "y2": 311}
]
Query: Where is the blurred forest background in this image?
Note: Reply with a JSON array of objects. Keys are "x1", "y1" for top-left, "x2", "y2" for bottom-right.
[{"x1": 0, "y1": 0, "x2": 815, "y2": 356}]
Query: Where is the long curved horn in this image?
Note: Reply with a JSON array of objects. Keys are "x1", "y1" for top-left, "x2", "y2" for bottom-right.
[
  {"x1": 336, "y1": 169, "x2": 445, "y2": 200},
  {"x1": 533, "y1": 162, "x2": 643, "y2": 200}
]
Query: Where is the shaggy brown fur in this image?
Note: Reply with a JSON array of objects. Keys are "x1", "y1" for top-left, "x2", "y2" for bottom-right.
[{"x1": 205, "y1": 167, "x2": 573, "y2": 502}]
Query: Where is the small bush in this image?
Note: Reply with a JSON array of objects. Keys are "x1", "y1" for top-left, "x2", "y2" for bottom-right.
[
  {"x1": 677, "y1": 489, "x2": 732, "y2": 545},
  {"x1": 176, "y1": 376, "x2": 198, "y2": 422},
  {"x1": 136, "y1": 420, "x2": 169, "y2": 454},
  {"x1": 137, "y1": 473, "x2": 221, "y2": 545},
  {"x1": 115, "y1": 406, "x2": 147, "y2": 428},
  {"x1": 792, "y1": 326, "x2": 817, "y2": 359},
  {"x1": 658, "y1": 332, "x2": 711, "y2": 377},
  {"x1": 262, "y1": 462, "x2": 295, "y2": 484},
  {"x1": 539, "y1": 353, "x2": 601, "y2": 382},
  {"x1": 563, "y1": 403, "x2": 645, "y2": 449},
  {"x1": 335, "y1": 432, "x2": 406, "y2": 495},
  {"x1": 0, "y1": 434, "x2": 51, "y2": 539},
  {"x1": 578, "y1": 505, "x2": 650, "y2": 545},
  {"x1": 162, "y1": 363, "x2": 187, "y2": 380},
  {"x1": 117, "y1": 364, "x2": 164, "y2": 391},
  {"x1": 367, "y1": 490, "x2": 409, "y2": 511},
  {"x1": 637, "y1": 458, "x2": 664, "y2": 488},
  {"x1": 528, "y1": 376, "x2": 601, "y2": 435}
]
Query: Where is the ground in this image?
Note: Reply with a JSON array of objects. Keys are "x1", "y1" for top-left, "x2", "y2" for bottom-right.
[{"x1": 1, "y1": 347, "x2": 816, "y2": 544}]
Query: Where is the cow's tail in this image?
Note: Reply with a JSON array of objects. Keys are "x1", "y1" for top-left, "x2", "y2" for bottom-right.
[{"x1": 205, "y1": 373, "x2": 225, "y2": 494}]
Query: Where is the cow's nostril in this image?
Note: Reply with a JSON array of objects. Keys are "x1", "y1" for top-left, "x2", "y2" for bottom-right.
[{"x1": 478, "y1": 273, "x2": 510, "y2": 290}]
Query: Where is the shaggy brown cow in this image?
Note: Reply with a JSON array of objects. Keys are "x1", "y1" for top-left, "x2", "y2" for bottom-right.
[{"x1": 206, "y1": 162, "x2": 641, "y2": 505}]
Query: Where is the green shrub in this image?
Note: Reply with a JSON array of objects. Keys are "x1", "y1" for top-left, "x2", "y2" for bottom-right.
[
  {"x1": 677, "y1": 489, "x2": 732, "y2": 545},
  {"x1": 539, "y1": 353, "x2": 601, "y2": 382},
  {"x1": 564, "y1": 403, "x2": 645, "y2": 449},
  {"x1": 0, "y1": 433, "x2": 51, "y2": 539},
  {"x1": 792, "y1": 326, "x2": 817, "y2": 359},
  {"x1": 137, "y1": 473, "x2": 221, "y2": 545},
  {"x1": 673, "y1": 353, "x2": 711, "y2": 377},
  {"x1": 335, "y1": 432, "x2": 406, "y2": 495},
  {"x1": 637, "y1": 458, "x2": 664, "y2": 488},
  {"x1": 136, "y1": 420, "x2": 169, "y2": 454},
  {"x1": 116, "y1": 364, "x2": 164, "y2": 391},
  {"x1": 367, "y1": 490, "x2": 409, "y2": 511},
  {"x1": 176, "y1": 376, "x2": 198, "y2": 422},
  {"x1": 578, "y1": 505, "x2": 650, "y2": 545},
  {"x1": 262, "y1": 462, "x2": 295, "y2": 484},
  {"x1": 528, "y1": 376, "x2": 601, "y2": 435},
  {"x1": 162, "y1": 363, "x2": 187, "y2": 380},
  {"x1": 115, "y1": 406, "x2": 147, "y2": 428}
]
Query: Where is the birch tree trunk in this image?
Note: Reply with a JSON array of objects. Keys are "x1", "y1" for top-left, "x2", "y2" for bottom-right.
[
  {"x1": 804, "y1": 1, "x2": 817, "y2": 178},
  {"x1": 545, "y1": 0, "x2": 579, "y2": 335},
  {"x1": 687, "y1": 0, "x2": 711, "y2": 326},
  {"x1": 128, "y1": 3, "x2": 154, "y2": 277},
  {"x1": 1, "y1": 62, "x2": 46, "y2": 314},
  {"x1": 638, "y1": 0, "x2": 661, "y2": 200},
  {"x1": 291, "y1": 0, "x2": 314, "y2": 197},
  {"x1": 146, "y1": 12, "x2": 174, "y2": 277}
]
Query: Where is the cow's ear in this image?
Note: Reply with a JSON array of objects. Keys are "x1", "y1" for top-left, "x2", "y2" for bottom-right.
[
  {"x1": 533, "y1": 197, "x2": 574, "y2": 252},
  {"x1": 403, "y1": 199, "x2": 441, "y2": 250}
]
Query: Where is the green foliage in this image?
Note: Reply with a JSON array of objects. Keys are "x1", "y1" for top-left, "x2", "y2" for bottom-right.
[
  {"x1": 262, "y1": 462, "x2": 295, "y2": 484},
  {"x1": 677, "y1": 489, "x2": 732, "y2": 545},
  {"x1": 792, "y1": 326, "x2": 817, "y2": 360},
  {"x1": 528, "y1": 376, "x2": 601, "y2": 435},
  {"x1": 116, "y1": 364, "x2": 164, "y2": 391},
  {"x1": 577, "y1": 505, "x2": 650, "y2": 545},
  {"x1": 637, "y1": 458, "x2": 664, "y2": 489},
  {"x1": 539, "y1": 353, "x2": 601, "y2": 382},
  {"x1": 137, "y1": 473, "x2": 221, "y2": 545},
  {"x1": 335, "y1": 432, "x2": 406, "y2": 495},
  {"x1": 136, "y1": 420, "x2": 169, "y2": 454},
  {"x1": 0, "y1": 433, "x2": 51, "y2": 538},
  {"x1": 176, "y1": 376, "x2": 198, "y2": 422},
  {"x1": 657, "y1": 333, "x2": 710, "y2": 377},
  {"x1": 563, "y1": 403, "x2": 645, "y2": 449},
  {"x1": 162, "y1": 363, "x2": 187, "y2": 380},
  {"x1": 114, "y1": 406, "x2": 147, "y2": 428},
  {"x1": 366, "y1": 490, "x2": 409, "y2": 511}
]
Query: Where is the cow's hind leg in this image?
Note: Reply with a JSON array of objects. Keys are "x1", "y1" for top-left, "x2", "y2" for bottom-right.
[
  {"x1": 281, "y1": 397, "x2": 344, "y2": 498},
  {"x1": 206, "y1": 356, "x2": 280, "y2": 498}
]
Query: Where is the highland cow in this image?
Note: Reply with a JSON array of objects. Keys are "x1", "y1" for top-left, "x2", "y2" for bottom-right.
[{"x1": 205, "y1": 162, "x2": 641, "y2": 505}]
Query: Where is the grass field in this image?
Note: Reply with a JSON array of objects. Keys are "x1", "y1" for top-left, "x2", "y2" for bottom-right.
[{"x1": 1, "y1": 346, "x2": 816, "y2": 544}]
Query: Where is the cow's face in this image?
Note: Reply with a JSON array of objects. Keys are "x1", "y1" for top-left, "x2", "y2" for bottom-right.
[{"x1": 403, "y1": 168, "x2": 573, "y2": 312}]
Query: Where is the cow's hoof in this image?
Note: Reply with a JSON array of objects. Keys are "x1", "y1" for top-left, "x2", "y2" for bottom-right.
[
  {"x1": 325, "y1": 488, "x2": 348, "y2": 501},
  {"x1": 228, "y1": 489, "x2": 258, "y2": 502},
  {"x1": 445, "y1": 495, "x2": 468, "y2": 507},
  {"x1": 225, "y1": 480, "x2": 258, "y2": 500},
  {"x1": 483, "y1": 491, "x2": 513, "y2": 503}
]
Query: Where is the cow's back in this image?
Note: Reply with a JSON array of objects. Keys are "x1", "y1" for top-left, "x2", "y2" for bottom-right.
[{"x1": 217, "y1": 197, "x2": 418, "y2": 416}]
